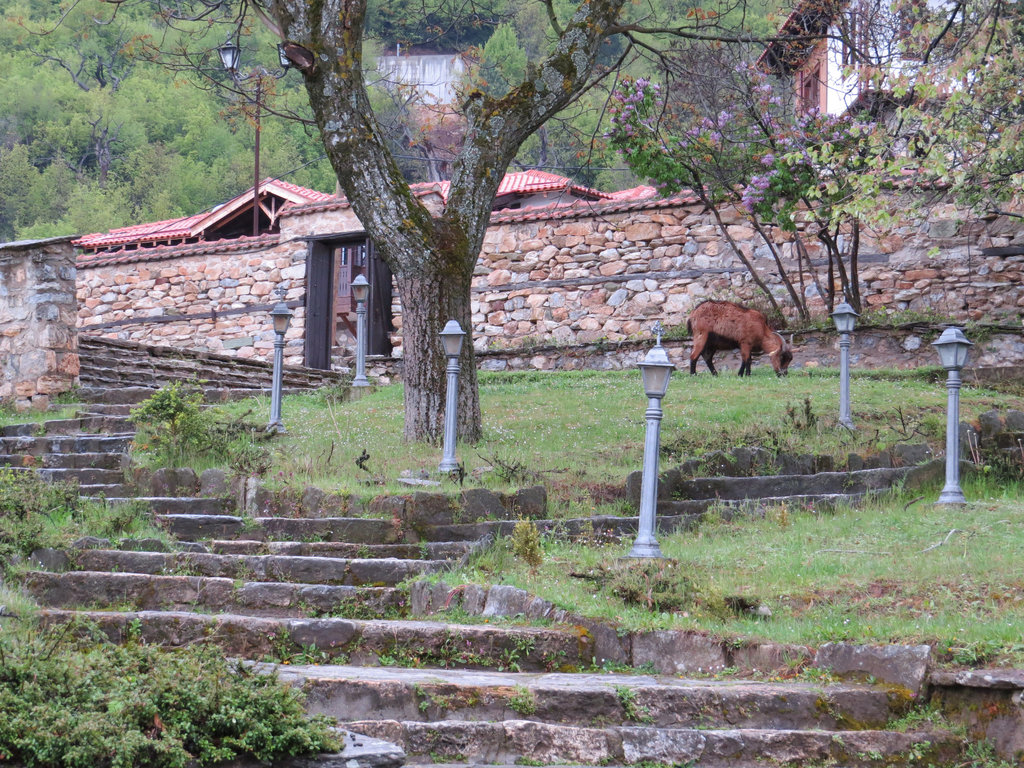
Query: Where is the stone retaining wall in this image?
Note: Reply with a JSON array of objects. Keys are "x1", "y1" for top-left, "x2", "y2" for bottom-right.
[
  {"x1": 0, "y1": 237, "x2": 79, "y2": 410},
  {"x1": 75, "y1": 194, "x2": 1024, "y2": 367}
]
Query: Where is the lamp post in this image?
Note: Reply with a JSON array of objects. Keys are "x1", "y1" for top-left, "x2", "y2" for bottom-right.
[
  {"x1": 438, "y1": 320, "x2": 465, "y2": 473},
  {"x1": 933, "y1": 327, "x2": 973, "y2": 505},
  {"x1": 267, "y1": 289, "x2": 293, "y2": 434},
  {"x1": 831, "y1": 302, "x2": 859, "y2": 429},
  {"x1": 351, "y1": 274, "x2": 370, "y2": 387},
  {"x1": 628, "y1": 322, "x2": 673, "y2": 559},
  {"x1": 219, "y1": 41, "x2": 292, "y2": 237}
]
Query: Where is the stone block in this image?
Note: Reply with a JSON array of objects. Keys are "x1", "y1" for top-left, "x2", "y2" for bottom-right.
[
  {"x1": 631, "y1": 630, "x2": 727, "y2": 674},
  {"x1": 814, "y1": 642, "x2": 931, "y2": 694},
  {"x1": 482, "y1": 584, "x2": 533, "y2": 617},
  {"x1": 505, "y1": 485, "x2": 547, "y2": 519},
  {"x1": 461, "y1": 488, "x2": 505, "y2": 520},
  {"x1": 200, "y1": 469, "x2": 229, "y2": 497}
]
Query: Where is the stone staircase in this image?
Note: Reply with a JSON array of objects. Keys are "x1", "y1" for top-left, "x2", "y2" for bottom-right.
[
  {"x1": 3, "y1": 390, "x2": 970, "y2": 766},
  {"x1": 78, "y1": 334, "x2": 349, "y2": 402}
]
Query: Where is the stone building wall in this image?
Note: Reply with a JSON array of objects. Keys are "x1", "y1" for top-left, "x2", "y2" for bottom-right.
[
  {"x1": 467, "y1": 197, "x2": 1024, "y2": 356},
  {"x1": 1, "y1": 237, "x2": 79, "y2": 409},
  {"x1": 74, "y1": 194, "x2": 1024, "y2": 368}
]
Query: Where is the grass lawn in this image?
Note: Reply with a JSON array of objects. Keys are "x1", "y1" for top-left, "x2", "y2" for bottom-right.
[
  {"x1": 210, "y1": 365, "x2": 1011, "y2": 498},
  {"x1": 106, "y1": 366, "x2": 1024, "y2": 661}
]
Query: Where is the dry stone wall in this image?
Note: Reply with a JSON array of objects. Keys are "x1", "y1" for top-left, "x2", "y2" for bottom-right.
[
  {"x1": 468, "y1": 198, "x2": 1024, "y2": 357},
  {"x1": 0, "y1": 237, "x2": 79, "y2": 410},
  {"x1": 74, "y1": 194, "x2": 1024, "y2": 368}
]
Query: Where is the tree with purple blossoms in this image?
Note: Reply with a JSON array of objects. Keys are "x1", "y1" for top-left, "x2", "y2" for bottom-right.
[{"x1": 607, "y1": 48, "x2": 884, "y2": 319}]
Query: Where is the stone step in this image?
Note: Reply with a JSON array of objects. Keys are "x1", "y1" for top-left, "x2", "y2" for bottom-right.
[
  {"x1": 0, "y1": 416, "x2": 134, "y2": 437},
  {"x1": 0, "y1": 433, "x2": 133, "y2": 455},
  {"x1": 86, "y1": 496, "x2": 234, "y2": 515},
  {"x1": 156, "y1": 514, "x2": 400, "y2": 543},
  {"x1": 674, "y1": 467, "x2": 911, "y2": 501},
  {"x1": 113, "y1": 496, "x2": 236, "y2": 516},
  {"x1": 270, "y1": 664, "x2": 905, "y2": 732},
  {"x1": 0, "y1": 452, "x2": 126, "y2": 470},
  {"x1": 56, "y1": 549, "x2": 445, "y2": 586},
  {"x1": 415, "y1": 512, "x2": 705, "y2": 543},
  {"x1": 346, "y1": 719, "x2": 960, "y2": 767},
  {"x1": 36, "y1": 467, "x2": 125, "y2": 485},
  {"x1": 80, "y1": 483, "x2": 132, "y2": 498},
  {"x1": 24, "y1": 571, "x2": 406, "y2": 618},
  {"x1": 207, "y1": 539, "x2": 472, "y2": 560},
  {"x1": 73, "y1": 403, "x2": 135, "y2": 417},
  {"x1": 77, "y1": 382, "x2": 308, "y2": 403},
  {"x1": 39, "y1": 610, "x2": 594, "y2": 670}
]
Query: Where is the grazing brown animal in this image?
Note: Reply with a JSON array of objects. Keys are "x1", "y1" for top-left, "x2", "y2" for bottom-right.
[{"x1": 686, "y1": 300, "x2": 793, "y2": 376}]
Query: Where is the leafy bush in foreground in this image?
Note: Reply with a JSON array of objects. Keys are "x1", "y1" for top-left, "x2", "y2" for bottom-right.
[{"x1": 0, "y1": 630, "x2": 338, "y2": 767}]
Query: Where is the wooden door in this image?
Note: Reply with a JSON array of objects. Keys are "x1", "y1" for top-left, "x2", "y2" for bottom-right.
[{"x1": 333, "y1": 241, "x2": 367, "y2": 342}]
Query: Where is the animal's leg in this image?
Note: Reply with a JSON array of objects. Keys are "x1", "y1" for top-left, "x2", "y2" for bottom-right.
[
  {"x1": 738, "y1": 343, "x2": 753, "y2": 376},
  {"x1": 689, "y1": 332, "x2": 708, "y2": 375},
  {"x1": 701, "y1": 348, "x2": 718, "y2": 375}
]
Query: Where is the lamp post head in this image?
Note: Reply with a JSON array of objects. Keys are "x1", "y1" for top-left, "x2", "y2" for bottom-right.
[
  {"x1": 276, "y1": 43, "x2": 291, "y2": 70},
  {"x1": 831, "y1": 302, "x2": 859, "y2": 334},
  {"x1": 270, "y1": 299, "x2": 293, "y2": 336},
  {"x1": 439, "y1": 320, "x2": 465, "y2": 358},
  {"x1": 218, "y1": 42, "x2": 241, "y2": 73},
  {"x1": 639, "y1": 343, "x2": 673, "y2": 399},
  {"x1": 351, "y1": 273, "x2": 369, "y2": 304},
  {"x1": 932, "y1": 326, "x2": 972, "y2": 370}
]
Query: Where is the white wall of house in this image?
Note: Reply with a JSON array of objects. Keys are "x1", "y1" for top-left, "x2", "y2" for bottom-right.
[{"x1": 375, "y1": 54, "x2": 466, "y2": 104}]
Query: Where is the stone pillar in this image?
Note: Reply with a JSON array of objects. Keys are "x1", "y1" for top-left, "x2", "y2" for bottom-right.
[{"x1": 0, "y1": 236, "x2": 79, "y2": 410}]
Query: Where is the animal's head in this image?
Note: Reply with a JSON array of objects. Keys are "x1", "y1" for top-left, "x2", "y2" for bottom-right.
[{"x1": 770, "y1": 332, "x2": 793, "y2": 376}]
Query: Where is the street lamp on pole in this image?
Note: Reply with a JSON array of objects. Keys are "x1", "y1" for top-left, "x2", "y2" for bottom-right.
[
  {"x1": 933, "y1": 327, "x2": 972, "y2": 505},
  {"x1": 267, "y1": 289, "x2": 293, "y2": 434},
  {"x1": 351, "y1": 274, "x2": 370, "y2": 387},
  {"x1": 219, "y1": 41, "x2": 292, "y2": 237},
  {"x1": 438, "y1": 320, "x2": 465, "y2": 473},
  {"x1": 627, "y1": 322, "x2": 673, "y2": 559},
  {"x1": 831, "y1": 302, "x2": 859, "y2": 430}
]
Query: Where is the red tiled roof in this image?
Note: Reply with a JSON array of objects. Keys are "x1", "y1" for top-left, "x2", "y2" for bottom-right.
[
  {"x1": 73, "y1": 213, "x2": 206, "y2": 250},
  {"x1": 76, "y1": 234, "x2": 281, "y2": 269},
  {"x1": 405, "y1": 170, "x2": 613, "y2": 205},
  {"x1": 605, "y1": 185, "x2": 658, "y2": 202},
  {"x1": 268, "y1": 179, "x2": 335, "y2": 203},
  {"x1": 73, "y1": 179, "x2": 332, "y2": 251}
]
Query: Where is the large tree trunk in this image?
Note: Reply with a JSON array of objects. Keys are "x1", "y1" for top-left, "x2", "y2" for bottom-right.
[{"x1": 396, "y1": 260, "x2": 481, "y2": 443}]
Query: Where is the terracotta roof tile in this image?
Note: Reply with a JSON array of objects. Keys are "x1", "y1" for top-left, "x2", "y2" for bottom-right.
[{"x1": 76, "y1": 234, "x2": 280, "y2": 269}]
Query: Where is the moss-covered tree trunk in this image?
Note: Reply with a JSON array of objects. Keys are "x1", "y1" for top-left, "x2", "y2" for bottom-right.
[{"x1": 268, "y1": 0, "x2": 627, "y2": 442}]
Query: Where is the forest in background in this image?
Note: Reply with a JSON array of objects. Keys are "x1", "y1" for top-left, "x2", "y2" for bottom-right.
[{"x1": 0, "y1": 0, "x2": 778, "y2": 242}]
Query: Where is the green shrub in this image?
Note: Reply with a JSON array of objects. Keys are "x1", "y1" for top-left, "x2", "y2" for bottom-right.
[
  {"x1": 581, "y1": 559, "x2": 729, "y2": 618},
  {"x1": 130, "y1": 382, "x2": 263, "y2": 469},
  {"x1": 0, "y1": 629, "x2": 338, "y2": 767},
  {"x1": 0, "y1": 469, "x2": 161, "y2": 571},
  {"x1": 512, "y1": 519, "x2": 543, "y2": 568},
  {"x1": 0, "y1": 468, "x2": 79, "y2": 565}
]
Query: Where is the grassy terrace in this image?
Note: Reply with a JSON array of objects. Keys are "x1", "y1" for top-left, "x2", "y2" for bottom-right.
[
  {"x1": 215, "y1": 365, "x2": 1010, "y2": 496},
  {"x1": 178, "y1": 365, "x2": 1024, "y2": 662}
]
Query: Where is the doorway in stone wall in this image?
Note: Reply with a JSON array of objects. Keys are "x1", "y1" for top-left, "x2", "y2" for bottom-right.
[{"x1": 304, "y1": 236, "x2": 394, "y2": 370}]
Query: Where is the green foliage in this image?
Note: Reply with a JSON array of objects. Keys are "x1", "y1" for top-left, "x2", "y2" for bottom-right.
[
  {"x1": 0, "y1": 0, "x2": 334, "y2": 241},
  {"x1": 130, "y1": 382, "x2": 208, "y2": 465},
  {"x1": 511, "y1": 518, "x2": 544, "y2": 568},
  {"x1": 615, "y1": 685, "x2": 653, "y2": 723},
  {"x1": 603, "y1": 559, "x2": 728, "y2": 617},
  {"x1": 0, "y1": 629, "x2": 338, "y2": 767},
  {"x1": 477, "y1": 23, "x2": 527, "y2": 97},
  {"x1": 507, "y1": 685, "x2": 536, "y2": 716},
  {"x1": 0, "y1": 467, "x2": 163, "y2": 573},
  {"x1": 0, "y1": 468, "x2": 79, "y2": 566},
  {"x1": 130, "y1": 382, "x2": 265, "y2": 469}
]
